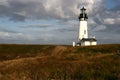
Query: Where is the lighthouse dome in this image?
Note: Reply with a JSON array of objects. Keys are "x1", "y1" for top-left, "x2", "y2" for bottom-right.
[{"x1": 79, "y1": 7, "x2": 88, "y2": 21}]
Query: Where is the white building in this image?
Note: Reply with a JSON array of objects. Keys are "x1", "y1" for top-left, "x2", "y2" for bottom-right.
[
  {"x1": 77, "y1": 7, "x2": 97, "y2": 46},
  {"x1": 80, "y1": 38, "x2": 97, "y2": 46}
]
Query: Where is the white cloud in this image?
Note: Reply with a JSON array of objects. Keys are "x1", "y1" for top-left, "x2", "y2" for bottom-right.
[
  {"x1": 0, "y1": 31, "x2": 36, "y2": 41},
  {"x1": 0, "y1": 0, "x2": 120, "y2": 44},
  {"x1": 0, "y1": 0, "x2": 8, "y2": 5},
  {"x1": 20, "y1": 24, "x2": 52, "y2": 28},
  {"x1": 115, "y1": 18, "x2": 120, "y2": 24},
  {"x1": 93, "y1": 25, "x2": 106, "y2": 32},
  {"x1": 104, "y1": 17, "x2": 120, "y2": 25},
  {"x1": 0, "y1": 0, "x2": 104, "y2": 20},
  {"x1": 104, "y1": 18, "x2": 115, "y2": 24},
  {"x1": 0, "y1": 32, "x2": 10, "y2": 37},
  {"x1": 88, "y1": 18, "x2": 96, "y2": 25}
]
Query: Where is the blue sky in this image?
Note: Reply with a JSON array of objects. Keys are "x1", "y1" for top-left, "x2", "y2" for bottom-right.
[
  {"x1": 0, "y1": 0, "x2": 120, "y2": 45},
  {"x1": 105, "y1": 0, "x2": 120, "y2": 9}
]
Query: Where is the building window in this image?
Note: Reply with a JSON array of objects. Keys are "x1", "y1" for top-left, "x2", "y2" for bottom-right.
[{"x1": 84, "y1": 30, "x2": 86, "y2": 34}]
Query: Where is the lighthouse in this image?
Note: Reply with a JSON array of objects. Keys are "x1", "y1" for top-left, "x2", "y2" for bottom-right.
[
  {"x1": 78, "y1": 7, "x2": 97, "y2": 46},
  {"x1": 78, "y1": 7, "x2": 88, "y2": 41}
]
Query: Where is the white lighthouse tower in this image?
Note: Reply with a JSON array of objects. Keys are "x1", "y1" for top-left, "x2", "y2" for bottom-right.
[
  {"x1": 78, "y1": 7, "x2": 88, "y2": 41},
  {"x1": 78, "y1": 7, "x2": 97, "y2": 46}
]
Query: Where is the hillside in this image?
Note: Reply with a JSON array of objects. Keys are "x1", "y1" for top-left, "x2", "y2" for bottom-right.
[{"x1": 0, "y1": 44, "x2": 120, "y2": 80}]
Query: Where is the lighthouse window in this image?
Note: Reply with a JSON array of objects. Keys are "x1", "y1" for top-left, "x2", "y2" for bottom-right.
[{"x1": 84, "y1": 30, "x2": 86, "y2": 34}]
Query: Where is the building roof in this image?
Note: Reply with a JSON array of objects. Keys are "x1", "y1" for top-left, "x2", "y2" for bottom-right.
[
  {"x1": 80, "y1": 7, "x2": 86, "y2": 10},
  {"x1": 81, "y1": 38, "x2": 97, "y2": 42}
]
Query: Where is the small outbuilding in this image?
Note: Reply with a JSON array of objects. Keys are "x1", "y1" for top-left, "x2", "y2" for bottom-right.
[{"x1": 79, "y1": 38, "x2": 97, "y2": 46}]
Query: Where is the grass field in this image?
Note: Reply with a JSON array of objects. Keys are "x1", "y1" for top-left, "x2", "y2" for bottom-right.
[{"x1": 0, "y1": 44, "x2": 120, "y2": 80}]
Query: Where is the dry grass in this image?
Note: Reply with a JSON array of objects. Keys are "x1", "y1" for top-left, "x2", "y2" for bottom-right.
[{"x1": 0, "y1": 44, "x2": 120, "y2": 80}]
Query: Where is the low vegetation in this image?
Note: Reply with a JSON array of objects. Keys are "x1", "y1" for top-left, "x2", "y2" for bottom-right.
[{"x1": 0, "y1": 44, "x2": 120, "y2": 80}]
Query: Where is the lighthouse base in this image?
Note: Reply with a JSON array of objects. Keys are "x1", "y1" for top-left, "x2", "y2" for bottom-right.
[{"x1": 78, "y1": 38, "x2": 97, "y2": 46}]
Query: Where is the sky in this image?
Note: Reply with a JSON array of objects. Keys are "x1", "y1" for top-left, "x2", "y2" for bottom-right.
[{"x1": 0, "y1": 0, "x2": 120, "y2": 45}]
